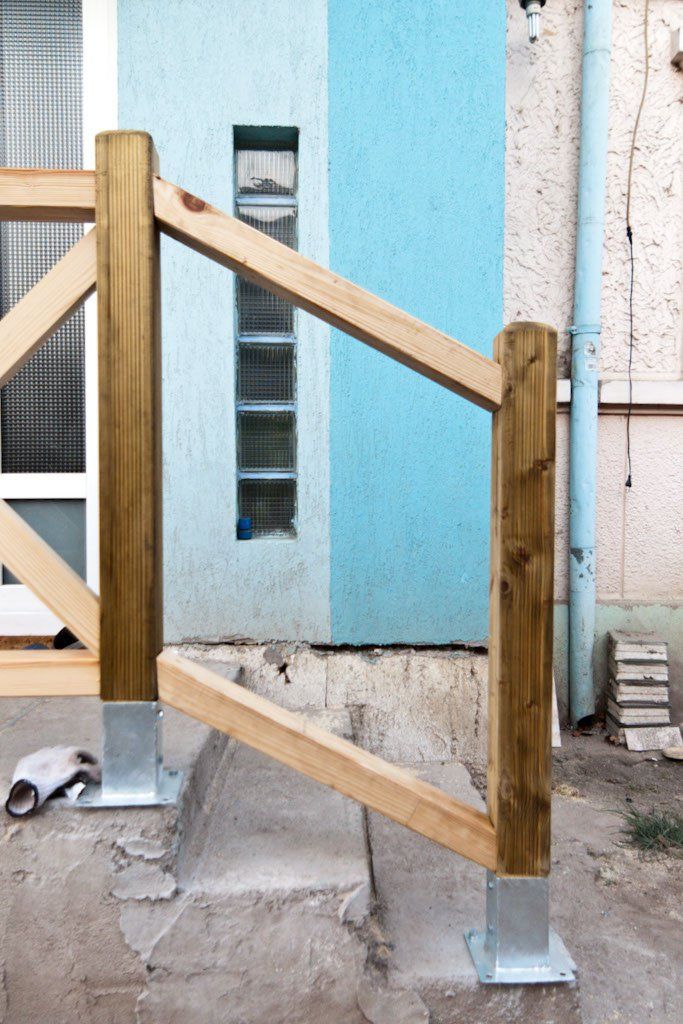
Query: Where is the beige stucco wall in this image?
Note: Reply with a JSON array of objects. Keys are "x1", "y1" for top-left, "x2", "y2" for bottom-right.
[
  {"x1": 505, "y1": 0, "x2": 683, "y2": 604},
  {"x1": 554, "y1": 411, "x2": 683, "y2": 602}
]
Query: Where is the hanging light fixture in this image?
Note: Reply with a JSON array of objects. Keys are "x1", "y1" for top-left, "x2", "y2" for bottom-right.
[{"x1": 518, "y1": 0, "x2": 546, "y2": 43}]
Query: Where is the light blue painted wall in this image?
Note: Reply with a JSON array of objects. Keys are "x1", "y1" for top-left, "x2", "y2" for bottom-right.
[
  {"x1": 118, "y1": 0, "x2": 331, "y2": 642},
  {"x1": 327, "y1": 1, "x2": 506, "y2": 643}
]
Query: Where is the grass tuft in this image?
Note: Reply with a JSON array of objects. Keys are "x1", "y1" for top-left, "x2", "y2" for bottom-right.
[{"x1": 621, "y1": 806, "x2": 683, "y2": 855}]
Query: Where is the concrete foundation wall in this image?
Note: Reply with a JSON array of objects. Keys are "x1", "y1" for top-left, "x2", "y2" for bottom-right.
[{"x1": 177, "y1": 642, "x2": 490, "y2": 776}]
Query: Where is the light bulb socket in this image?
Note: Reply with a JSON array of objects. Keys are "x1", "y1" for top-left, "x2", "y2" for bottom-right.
[{"x1": 519, "y1": 0, "x2": 546, "y2": 43}]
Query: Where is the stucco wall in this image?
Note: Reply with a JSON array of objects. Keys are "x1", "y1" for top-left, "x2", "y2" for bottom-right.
[
  {"x1": 506, "y1": 0, "x2": 683, "y2": 606},
  {"x1": 554, "y1": 412, "x2": 683, "y2": 604},
  {"x1": 327, "y1": 0, "x2": 506, "y2": 644},
  {"x1": 118, "y1": 0, "x2": 331, "y2": 643},
  {"x1": 505, "y1": 0, "x2": 682, "y2": 378}
]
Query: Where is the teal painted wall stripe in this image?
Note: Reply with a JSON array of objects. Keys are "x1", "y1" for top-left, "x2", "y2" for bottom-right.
[{"x1": 328, "y1": 0, "x2": 506, "y2": 643}]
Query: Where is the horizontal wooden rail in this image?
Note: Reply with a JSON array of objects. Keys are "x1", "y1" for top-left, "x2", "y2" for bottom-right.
[
  {"x1": 0, "y1": 500, "x2": 100, "y2": 655},
  {"x1": 0, "y1": 650, "x2": 99, "y2": 697},
  {"x1": 0, "y1": 230, "x2": 97, "y2": 387},
  {"x1": 0, "y1": 168, "x2": 96, "y2": 222},
  {"x1": 158, "y1": 650, "x2": 497, "y2": 869},
  {"x1": 153, "y1": 178, "x2": 503, "y2": 410}
]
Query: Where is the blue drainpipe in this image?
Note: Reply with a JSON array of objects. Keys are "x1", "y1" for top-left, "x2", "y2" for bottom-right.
[{"x1": 569, "y1": 0, "x2": 612, "y2": 724}]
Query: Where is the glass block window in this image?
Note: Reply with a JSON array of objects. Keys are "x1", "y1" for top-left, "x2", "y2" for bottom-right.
[
  {"x1": 238, "y1": 478, "x2": 296, "y2": 536},
  {"x1": 236, "y1": 150, "x2": 296, "y2": 196},
  {"x1": 238, "y1": 412, "x2": 296, "y2": 472},
  {"x1": 234, "y1": 134, "x2": 298, "y2": 537},
  {"x1": 237, "y1": 207, "x2": 296, "y2": 335},
  {"x1": 0, "y1": 0, "x2": 85, "y2": 474},
  {"x1": 237, "y1": 344, "x2": 295, "y2": 404}
]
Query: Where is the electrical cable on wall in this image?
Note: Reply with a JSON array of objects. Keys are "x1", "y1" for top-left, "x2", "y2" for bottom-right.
[{"x1": 624, "y1": 0, "x2": 651, "y2": 488}]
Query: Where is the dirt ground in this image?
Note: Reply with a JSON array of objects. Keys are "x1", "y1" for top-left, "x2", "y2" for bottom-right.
[
  {"x1": 551, "y1": 730, "x2": 681, "y2": 1024},
  {"x1": 554, "y1": 728, "x2": 683, "y2": 807}
]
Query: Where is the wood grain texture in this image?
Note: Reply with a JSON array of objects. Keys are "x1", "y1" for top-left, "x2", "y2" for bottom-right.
[
  {"x1": 487, "y1": 322, "x2": 556, "y2": 877},
  {"x1": 158, "y1": 650, "x2": 497, "y2": 868},
  {"x1": 0, "y1": 230, "x2": 96, "y2": 387},
  {"x1": 0, "y1": 499, "x2": 100, "y2": 654},
  {"x1": 96, "y1": 132, "x2": 162, "y2": 701},
  {"x1": 0, "y1": 168, "x2": 96, "y2": 221},
  {"x1": 153, "y1": 177, "x2": 503, "y2": 411},
  {"x1": 0, "y1": 650, "x2": 99, "y2": 697}
]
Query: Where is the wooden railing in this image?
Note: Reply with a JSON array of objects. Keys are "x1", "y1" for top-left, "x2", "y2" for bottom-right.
[{"x1": 0, "y1": 132, "x2": 555, "y2": 878}]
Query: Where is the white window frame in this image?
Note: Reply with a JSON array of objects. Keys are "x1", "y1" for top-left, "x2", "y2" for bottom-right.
[{"x1": 0, "y1": 0, "x2": 117, "y2": 634}]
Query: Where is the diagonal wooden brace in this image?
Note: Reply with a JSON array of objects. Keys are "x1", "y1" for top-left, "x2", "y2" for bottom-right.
[
  {"x1": 0, "y1": 229, "x2": 97, "y2": 387},
  {"x1": 0, "y1": 499, "x2": 100, "y2": 655},
  {"x1": 158, "y1": 650, "x2": 497, "y2": 869}
]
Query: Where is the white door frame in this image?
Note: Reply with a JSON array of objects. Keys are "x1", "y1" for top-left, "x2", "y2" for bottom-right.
[{"x1": 0, "y1": 0, "x2": 117, "y2": 634}]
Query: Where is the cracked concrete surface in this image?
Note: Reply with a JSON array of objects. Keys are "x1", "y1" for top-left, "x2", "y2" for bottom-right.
[{"x1": 1, "y1": 674, "x2": 680, "y2": 1023}]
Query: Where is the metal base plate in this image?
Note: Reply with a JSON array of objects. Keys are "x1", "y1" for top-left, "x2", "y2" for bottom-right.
[
  {"x1": 68, "y1": 768, "x2": 183, "y2": 808},
  {"x1": 465, "y1": 928, "x2": 577, "y2": 985}
]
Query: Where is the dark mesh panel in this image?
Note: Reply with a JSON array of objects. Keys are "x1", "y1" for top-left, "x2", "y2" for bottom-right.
[{"x1": 0, "y1": 1, "x2": 85, "y2": 473}]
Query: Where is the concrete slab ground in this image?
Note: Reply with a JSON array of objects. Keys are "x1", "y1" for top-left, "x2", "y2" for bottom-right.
[
  {"x1": 368, "y1": 763, "x2": 582, "y2": 1024},
  {"x1": 0, "y1": 695, "x2": 212, "y2": 1023},
  {"x1": 0, "y1": 686, "x2": 680, "y2": 1024}
]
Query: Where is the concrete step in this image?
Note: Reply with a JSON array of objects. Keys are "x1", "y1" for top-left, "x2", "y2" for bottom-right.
[
  {"x1": 368, "y1": 762, "x2": 582, "y2": 1024},
  {"x1": 136, "y1": 704, "x2": 376, "y2": 1022},
  {"x1": 1, "y1": 679, "x2": 583, "y2": 1024},
  {"x1": 180, "y1": 706, "x2": 371, "y2": 900}
]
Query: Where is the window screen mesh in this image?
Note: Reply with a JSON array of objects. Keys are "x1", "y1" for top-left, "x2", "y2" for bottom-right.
[
  {"x1": 236, "y1": 149, "x2": 296, "y2": 196},
  {"x1": 237, "y1": 344, "x2": 295, "y2": 403},
  {"x1": 0, "y1": 0, "x2": 85, "y2": 473},
  {"x1": 238, "y1": 478, "x2": 296, "y2": 536},
  {"x1": 237, "y1": 412, "x2": 296, "y2": 472},
  {"x1": 237, "y1": 207, "x2": 296, "y2": 335}
]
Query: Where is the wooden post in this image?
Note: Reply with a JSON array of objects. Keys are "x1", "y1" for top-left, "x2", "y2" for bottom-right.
[
  {"x1": 96, "y1": 132, "x2": 162, "y2": 702},
  {"x1": 488, "y1": 322, "x2": 556, "y2": 877}
]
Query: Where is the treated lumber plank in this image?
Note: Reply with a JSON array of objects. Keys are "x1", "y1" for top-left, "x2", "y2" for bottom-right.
[
  {"x1": 158, "y1": 650, "x2": 497, "y2": 869},
  {"x1": 0, "y1": 499, "x2": 100, "y2": 655},
  {"x1": 96, "y1": 132, "x2": 162, "y2": 701},
  {"x1": 0, "y1": 230, "x2": 97, "y2": 387},
  {"x1": 153, "y1": 177, "x2": 503, "y2": 411},
  {"x1": 487, "y1": 322, "x2": 556, "y2": 876},
  {"x1": 0, "y1": 650, "x2": 99, "y2": 697},
  {"x1": 0, "y1": 168, "x2": 96, "y2": 221}
]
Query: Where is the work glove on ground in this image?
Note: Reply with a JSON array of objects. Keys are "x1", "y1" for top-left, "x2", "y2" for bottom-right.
[{"x1": 5, "y1": 746, "x2": 100, "y2": 817}]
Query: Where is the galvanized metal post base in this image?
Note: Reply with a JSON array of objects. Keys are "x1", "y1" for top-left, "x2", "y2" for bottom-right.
[
  {"x1": 465, "y1": 872, "x2": 576, "y2": 984},
  {"x1": 77, "y1": 702, "x2": 182, "y2": 807}
]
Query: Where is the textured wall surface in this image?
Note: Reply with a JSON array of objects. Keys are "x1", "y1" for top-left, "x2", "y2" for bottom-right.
[
  {"x1": 554, "y1": 413, "x2": 683, "y2": 602},
  {"x1": 506, "y1": 0, "x2": 682, "y2": 606},
  {"x1": 328, "y1": 0, "x2": 506, "y2": 644},
  {"x1": 118, "y1": 0, "x2": 331, "y2": 643},
  {"x1": 506, "y1": 0, "x2": 682, "y2": 377}
]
